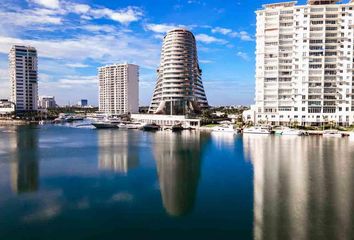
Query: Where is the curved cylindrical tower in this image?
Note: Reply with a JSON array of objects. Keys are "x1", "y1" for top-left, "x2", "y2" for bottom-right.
[{"x1": 149, "y1": 28, "x2": 208, "y2": 115}]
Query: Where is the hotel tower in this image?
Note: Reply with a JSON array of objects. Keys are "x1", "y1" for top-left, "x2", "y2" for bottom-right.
[
  {"x1": 250, "y1": 0, "x2": 354, "y2": 126},
  {"x1": 149, "y1": 28, "x2": 208, "y2": 115},
  {"x1": 9, "y1": 45, "x2": 38, "y2": 111}
]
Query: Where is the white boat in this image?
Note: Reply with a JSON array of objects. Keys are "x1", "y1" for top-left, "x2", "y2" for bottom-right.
[
  {"x1": 243, "y1": 126, "x2": 271, "y2": 135},
  {"x1": 118, "y1": 123, "x2": 127, "y2": 128},
  {"x1": 212, "y1": 125, "x2": 237, "y2": 134},
  {"x1": 125, "y1": 122, "x2": 144, "y2": 129},
  {"x1": 91, "y1": 119, "x2": 119, "y2": 129},
  {"x1": 349, "y1": 132, "x2": 354, "y2": 140},
  {"x1": 39, "y1": 120, "x2": 52, "y2": 125},
  {"x1": 274, "y1": 127, "x2": 304, "y2": 136},
  {"x1": 323, "y1": 130, "x2": 342, "y2": 137}
]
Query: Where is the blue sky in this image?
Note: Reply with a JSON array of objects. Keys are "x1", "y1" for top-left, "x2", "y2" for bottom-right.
[{"x1": 0, "y1": 0, "x2": 307, "y2": 106}]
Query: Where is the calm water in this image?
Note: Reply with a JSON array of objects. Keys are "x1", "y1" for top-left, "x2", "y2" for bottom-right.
[{"x1": 0, "y1": 125, "x2": 353, "y2": 239}]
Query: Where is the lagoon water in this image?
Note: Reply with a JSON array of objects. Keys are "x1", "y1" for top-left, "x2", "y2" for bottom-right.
[{"x1": 0, "y1": 125, "x2": 353, "y2": 239}]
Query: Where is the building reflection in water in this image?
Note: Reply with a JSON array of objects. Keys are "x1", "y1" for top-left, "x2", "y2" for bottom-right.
[
  {"x1": 153, "y1": 131, "x2": 205, "y2": 217},
  {"x1": 9, "y1": 126, "x2": 39, "y2": 194},
  {"x1": 243, "y1": 135, "x2": 354, "y2": 240},
  {"x1": 97, "y1": 130, "x2": 139, "y2": 174},
  {"x1": 210, "y1": 131, "x2": 237, "y2": 149}
]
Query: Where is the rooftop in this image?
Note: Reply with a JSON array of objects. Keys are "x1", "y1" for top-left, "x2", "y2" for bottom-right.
[
  {"x1": 98, "y1": 63, "x2": 139, "y2": 69},
  {"x1": 308, "y1": 0, "x2": 341, "y2": 4},
  {"x1": 262, "y1": 1, "x2": 297, "y2": 9},
  {"x1": 261, "y1": 0, "x2": 351, "y2": 9}
]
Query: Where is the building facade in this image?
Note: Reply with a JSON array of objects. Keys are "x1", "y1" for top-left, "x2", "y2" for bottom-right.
[
  {"x1": 98, "y1": 64, "x2": 139, "y2": 115},
  {"x1": 78, "y1": 99, "x2": 88, "y2": 107},
  {"x1": 9, "y1": 45, "x2": 38, "y2": 112},
  {"x1": 149, "y1": 28, "x2": 208, "y2": 115},
  {"x1": 253, "y1": 0, "x2": 354, "y2": 126},
  {"x1": 38, "y1": 96, "x2": 56, "y2": 109}
]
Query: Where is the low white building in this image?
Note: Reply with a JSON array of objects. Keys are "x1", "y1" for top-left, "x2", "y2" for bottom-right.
[
  {"x1": 131, "y1": 114, "x2": 201, "y2": 128},
  {"x1": 0, "y1": 101, "x2": 15, "y2": 115}
]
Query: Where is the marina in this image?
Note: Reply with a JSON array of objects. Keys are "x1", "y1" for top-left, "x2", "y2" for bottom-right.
[{"x1": 0, "y1": 125, "x2": 353, "y2": 239}]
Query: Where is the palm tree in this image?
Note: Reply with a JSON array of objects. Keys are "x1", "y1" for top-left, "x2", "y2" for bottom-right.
[{"x1": 292, "y1": 120, "x2": 299, "y2": 128}]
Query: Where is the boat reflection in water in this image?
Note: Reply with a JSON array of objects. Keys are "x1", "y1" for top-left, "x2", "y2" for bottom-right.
[
  {"x1": 9, "y1": 126, "x2": 39, "y2": 194},
  {"x1": 243, "y1": 135, "x2": 354, "y2": 240},
  {"x1": 153, "y1": 131, "x2": 206, "y2": 217},
  {"x1": 210, "y1": 131, "x2": 237, "y2": 149},
  {"x1": 97, "y1": 130, "x2": 139, "y2": 174}
]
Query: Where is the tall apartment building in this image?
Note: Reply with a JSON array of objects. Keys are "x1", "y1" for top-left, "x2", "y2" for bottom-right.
[
  {"x1": 252, "y1": 0, "x2": 354, "y2": 126},
  {"x1": 98, "y1": 64, "x2": 139, "y2": 115},
  {"x1": 9, "y1": 45, "x2": 38, "y2": 111},
  {"x1": 149, "y1": 28, "x2": 208, "y2": 115}
]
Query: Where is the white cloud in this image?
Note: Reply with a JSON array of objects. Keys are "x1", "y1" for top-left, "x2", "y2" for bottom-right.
[
  {"x1": 195, "y1": 34, "x2": 227, "y2": 44},
  {"x1": 239, "y1": 31, "x2": 253, "y2": 41},
  {"x1": 236, "y1": 51, "x2": 249, "y2": 61},
  {"x1": 0, "y1": 34, "x2": 160, "y2": 69},
  {"x1": 0, "y1": 68, "x2": 9, "y2": 99},
  {"x1": 199, "y1": 59, "x2": 213, "y2": 64},
  {"x1": 145, "y1": 23, "x2": 187, "y2": 34},
  {"x1": 65, "y1": 63, "x2": 90, "y2": 68},
  {"x1": 67, "y1": 3, "x2": 91, "y2": 14},
  {"x1": 1, "y1": 3, "x2": 143, "y2": 31},
  {"x1": 90, "y1": 6, "x2": 143, "y2": 25},
  {"x1": 212, "y1": 27, "x2": 232, "y2": 35},
  {"x1": 210, "y1": 27, "x2": 254, "y2": 41},
  {"x1": 30, "y1": 0, "x2": 60, "y2": 9},
  {"x1": 0, "y1": 8, "x2": 63, "y2": 29},
  {"x1": 38, "y1": 74, "x2": 99, "y2": 104},
  {"x1": 153, "y1": 34, "x2": 164, "y2": 40},
  {"x1": 57, "y1": 75, "x2": 97, "y2": 87},
  {"x1": 79, "y1": 24, "x2": 117, "y2": 33}
]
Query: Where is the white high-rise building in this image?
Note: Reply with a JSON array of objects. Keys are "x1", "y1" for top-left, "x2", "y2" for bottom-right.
[
  {"x1": 98, "y1": 63, "x2": 139, "y2": 115},
  {"x1": 251, "y1": 0, "x2": 354, "y2": 126},
  {"x1": 9, "y1": 45, "x2": 38, "y2": 111},
  {"x1": 149, "y1": 28, "x2": 208, "y2": 115}
]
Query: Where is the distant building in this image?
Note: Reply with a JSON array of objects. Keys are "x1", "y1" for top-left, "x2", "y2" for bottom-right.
[
  {"x1": 9, "y1": 45, "x2": 38, "y2": 111},
  {"x1": 78, "y1": 99, "x2": 88, "y2": 107},
  {"x1": 149, "y1": 28, "x2": 208, "y2": 115},
  {"x1": 38, "y1": 96, "x2": 56, "y2": 109},
  {"x1": 98, "y1": 63, "x2": 139, "y2": 115},
  {"x1": 252, "y1": 0, "x2": 354, "y2": 126}
]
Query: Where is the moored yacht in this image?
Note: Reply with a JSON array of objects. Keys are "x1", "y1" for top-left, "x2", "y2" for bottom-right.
[
  {"x1": 212, "y1": 124, "x2": 238, "y2": 134},
  {"x1": 274, "y1": 127, "x2": 304, "y2": 136},
  {"x1": 172, "y1": 123, "x2": 184, "y2": 132},
  {"x1": 243, "y1": 126, "x2": 271, "y2": 135},
  {"x1": 323, "y1": 129, "x2": 342, "y2": 137},
  {"x1": 349, "y1": 132, "x2": 354, "y2": 140},
  {"x1": 142, "y1": 123, "x2": 160, "y2": 131},
  {"x1": 91, "y1": 119, "x2": 119, "y2": 129},
  {"x1": 126, "y1": 122, "x2": 144, "y2": 129}
]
